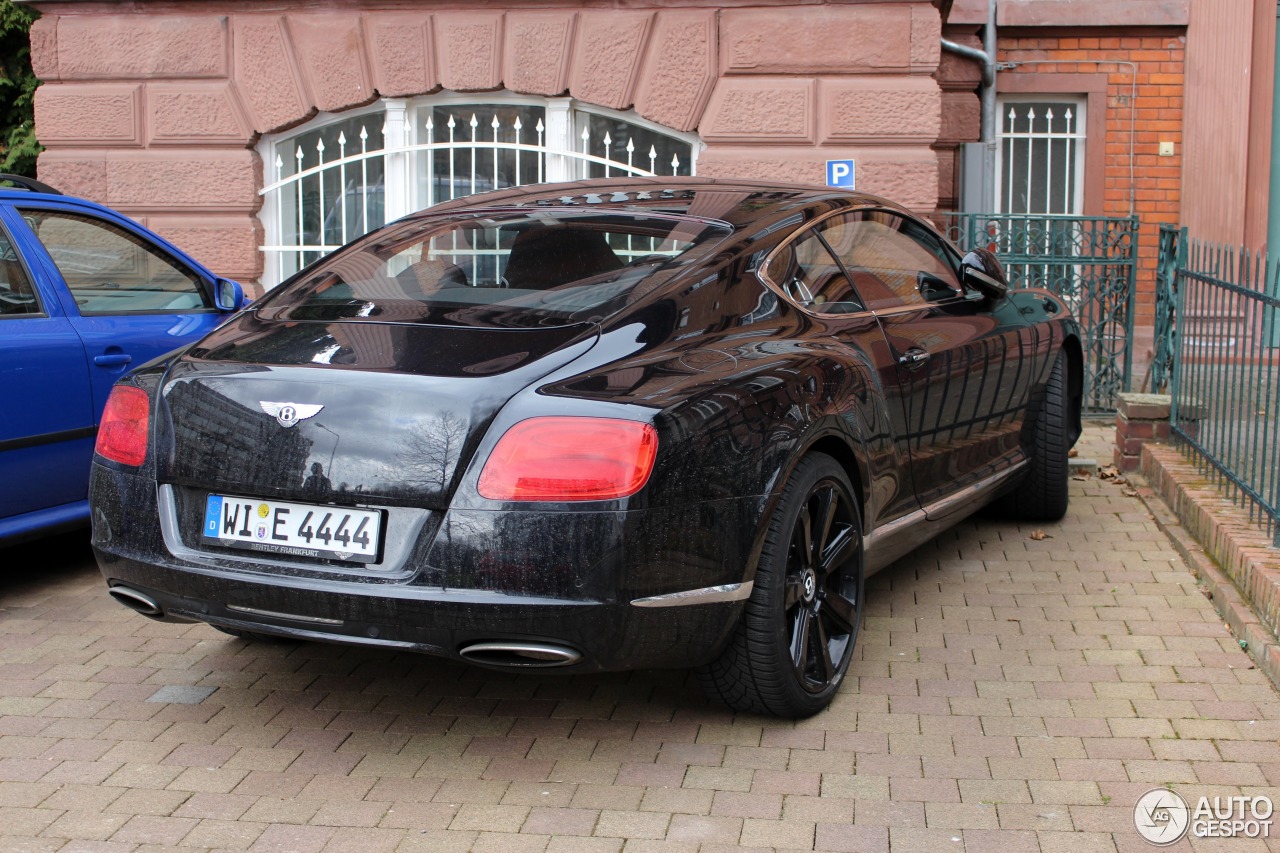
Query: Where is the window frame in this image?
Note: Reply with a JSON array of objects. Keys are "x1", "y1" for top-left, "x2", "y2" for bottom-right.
[
  {"x1": 760, "y1": 208, "x2": 970, "y2": 317},
  {"x1": 995, "y1": 72, "x2": 1108, "y2": 216}
]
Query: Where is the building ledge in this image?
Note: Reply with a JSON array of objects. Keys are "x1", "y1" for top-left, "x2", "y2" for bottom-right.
[{"x1": 948, "y1": 0, "x2": 1188, "y2": 28}]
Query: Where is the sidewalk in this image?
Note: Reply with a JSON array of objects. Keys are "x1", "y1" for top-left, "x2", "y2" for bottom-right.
[{"x1": 0, "y1": 425, "x2": 1277, "y2": 852}]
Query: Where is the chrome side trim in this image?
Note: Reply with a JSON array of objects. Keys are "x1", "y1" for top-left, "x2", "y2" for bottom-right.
[
  {"x1": 863, "y1": 462, "x2": 1026, "y2": 574},
  {"x1": 225, "y1": 604, "x2": 344, "y2": 626},
  {"x1": 631, "y1": 581, "x2": 754, "y2": 608}
]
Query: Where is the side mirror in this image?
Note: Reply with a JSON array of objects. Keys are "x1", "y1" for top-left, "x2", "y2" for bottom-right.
[
  {"x1": 213, "y1": 277, "x2": 246, "y2": 312},
  {"x1": 917, "y1": 271, "x2": 958, "y2": 302},
  {"x1": 960, "y1": 248, "x2": 1008, "y2": 300}
]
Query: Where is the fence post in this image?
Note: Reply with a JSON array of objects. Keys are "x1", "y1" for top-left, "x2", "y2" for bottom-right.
[
  {"x1": 1168, "y1": 227, "x2": 1188, "y2": 430},
  {"x1": 1152, "y1": 225, "x2": 1184, "y2": 392},
  {"x1": 1123, "y1": 214, "x2": 1139, "y2": 395}
]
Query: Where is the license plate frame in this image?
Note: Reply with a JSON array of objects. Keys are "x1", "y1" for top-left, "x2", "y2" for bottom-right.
[{"x1": 202, "y1": 494, "x2": 383, "y2": 563}]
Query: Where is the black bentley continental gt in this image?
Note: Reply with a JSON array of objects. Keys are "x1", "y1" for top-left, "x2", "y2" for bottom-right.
[{"x1": 90, "y1": 178, "x2": 1082, "y2": 717}]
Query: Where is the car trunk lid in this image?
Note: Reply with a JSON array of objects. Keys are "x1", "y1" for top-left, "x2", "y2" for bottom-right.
[{"x1": 155, "y1": 314, "x2": 597, "y2": 510}]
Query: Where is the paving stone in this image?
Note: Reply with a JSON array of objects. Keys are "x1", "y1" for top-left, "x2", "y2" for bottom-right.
[{"x1": 3, "y1": 426, "x2": 1278, "y2": 852}]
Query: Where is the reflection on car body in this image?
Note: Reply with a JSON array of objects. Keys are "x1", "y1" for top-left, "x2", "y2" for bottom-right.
[{"x1": 89, "y1": 177, "x2": 1082, "y2": 717}]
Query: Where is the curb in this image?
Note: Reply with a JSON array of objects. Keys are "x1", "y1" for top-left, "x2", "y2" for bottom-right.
[{"x1": 1135, "y1": 443, "x2": 1280, "y2": 692}]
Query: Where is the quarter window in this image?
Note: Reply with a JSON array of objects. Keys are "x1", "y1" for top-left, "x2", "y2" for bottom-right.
[
  {"x1": 20, "y1": 211, "x2": 210, "y2": 315},
  {"x1": 0, "y1": 228, "x2": 40, "y2": 316},
  {"x1": 764, "y1": 227, "x2": 862, "y2": 315}
]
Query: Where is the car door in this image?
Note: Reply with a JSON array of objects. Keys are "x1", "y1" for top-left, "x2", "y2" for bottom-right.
[
  {"x1": 0, "y1": 209, "x2": 97, "y2": 527},
  {"x1": 11, "y1": 203, "x2": 224, "y2": 415},
  {"x1": 822, "y1": 209, "x2": 1038, "y2": 517},
  {"x1": 759, "y1": 220, "x2": 920, "y2": 526}
]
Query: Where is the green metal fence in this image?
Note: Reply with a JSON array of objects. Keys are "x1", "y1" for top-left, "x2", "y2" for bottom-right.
[
  {"x1": 1156, "y1": 225, "x2": 1280, "y2": 545},
  {"x1": 940, "y1": 213, "x2": 1139, "y2": 413}
]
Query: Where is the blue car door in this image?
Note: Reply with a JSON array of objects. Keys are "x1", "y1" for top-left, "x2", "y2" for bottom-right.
[
  {"x1": 11, "y1": 203, "x2": 225, "y2": 417},
  {"x1": 0, "y1": 208, "x2": 96, "y2": 528}
]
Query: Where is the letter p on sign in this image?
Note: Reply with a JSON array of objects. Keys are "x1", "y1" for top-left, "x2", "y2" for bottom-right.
[{"x1": 827, "y1": 160, "x2": 855, "y2": 189}]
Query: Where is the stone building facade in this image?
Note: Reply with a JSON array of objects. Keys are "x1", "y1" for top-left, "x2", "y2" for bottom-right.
[{"x1": 28, "y1": 1, "x2": 952, "y2": 293}]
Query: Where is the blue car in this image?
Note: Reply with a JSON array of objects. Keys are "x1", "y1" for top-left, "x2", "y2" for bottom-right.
[{"x1": 1, "y1": 174, "x2": 247, "y2": 545}]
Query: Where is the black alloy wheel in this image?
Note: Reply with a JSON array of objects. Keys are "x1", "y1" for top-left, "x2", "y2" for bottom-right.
[{"x1": 698, "y1": 453, "x2": 864, "y2": 717}]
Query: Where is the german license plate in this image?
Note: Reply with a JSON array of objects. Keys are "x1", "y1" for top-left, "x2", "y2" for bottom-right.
[{"x1": 203, "y1": 494, "x2": 382, "y2": 563}]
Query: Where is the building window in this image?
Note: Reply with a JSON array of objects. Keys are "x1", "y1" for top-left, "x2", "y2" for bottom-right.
[
  {"x1": 997, "y1": 95, "x2": 1086, "y2": 215},
  {"x1": 258, "y1": 93, "x2": 700, "y2": 288}
]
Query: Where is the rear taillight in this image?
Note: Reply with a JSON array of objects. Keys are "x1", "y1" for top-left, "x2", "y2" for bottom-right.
[
  {"x1": 95, "y1": 385, "x2": 150, "y2": 467},
  {"x1": 478, "y1": 417, "x2": 658, "y2": 501}
]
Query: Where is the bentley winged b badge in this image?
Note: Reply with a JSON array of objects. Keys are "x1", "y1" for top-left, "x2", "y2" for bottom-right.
[{"x1": 259, "y1": 401, "x2": 324, "y2": 428}]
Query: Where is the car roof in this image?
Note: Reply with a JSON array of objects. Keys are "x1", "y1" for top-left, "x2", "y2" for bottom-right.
[
  {"x1": 0, "y1": 174, "x2": 64, "y2": 198},
  {"x1": 419, "y1": 176, "x2": 914, "y2": 230}
]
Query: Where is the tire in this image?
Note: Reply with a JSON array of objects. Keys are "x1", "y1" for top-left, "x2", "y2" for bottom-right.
[
  {"x1": 697, "y1": 453, "x2": 864, "y2": 718},
  {"x1": 999, "y1": 350, "x2": 1070, "y2": 521}
]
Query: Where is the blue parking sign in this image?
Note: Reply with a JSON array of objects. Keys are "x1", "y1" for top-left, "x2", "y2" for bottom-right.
[{"x1": 826, "y1": 159, "x2": 855, "y2": 189}]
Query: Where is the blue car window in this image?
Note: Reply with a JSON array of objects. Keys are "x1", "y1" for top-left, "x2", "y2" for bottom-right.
[
  {"x1": 19, "y1": 209, "x2": 212, "y2": 315},
  {"x1": 0, "y1": 228, "x2": 41, "y2": 316}
]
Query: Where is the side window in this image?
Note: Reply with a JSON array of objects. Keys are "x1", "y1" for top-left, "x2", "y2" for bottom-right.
[
  {"x1": 823, "y1": 211, "x2": 963, "y2": 312},
  {"x1": 0, "y1": 227, "x2": 41, "y2": 317},
  {"x1": 19, "y1": 210, "x2": 211, "y2": 315},
  {"x1": 763, "y1": 226, "x2": 863, "y2": 315}
]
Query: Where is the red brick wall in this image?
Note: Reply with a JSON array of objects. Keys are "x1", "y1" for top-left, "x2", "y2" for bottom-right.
[{"x1": 998, "y1": 32, "x2": 1187, "y2": 331}]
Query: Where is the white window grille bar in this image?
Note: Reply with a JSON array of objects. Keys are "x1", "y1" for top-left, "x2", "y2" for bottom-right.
[
  {"x1": 491, "y1": 114, "x2": 501, "y2": 190},
  {"x1": 316, "y1": 136, "x2": 326, "y2": 249},
  {"x1": 1024, "y1": 108, "x2": 1034, "y2": 215},
  {"x1": 1005, "y1": 106, "x2": 1015, "y2": 214},
  {"x1": 602, "y1": 131, "x2": 612, "y2": 177},
  {"x1": 295, "y1": 145, "x2": 304, "y2": 266},
  {"x1": 514, "y1": 117, "x2": 523, "y2": 186},
  {"x1": 469, "y1": 113, "x2": 479, "y2": 196},
  {"x1": 359, "y1": 125, "x2": 370, "y2": 235},
  {"x1": 1044, "y1": 108, "x2": 1054, "y2": 215},
  {"x1": 425, "y1": 115, "x2": 435, "y2": 208},
  {"x1": 337, "y1": 131, "x2": 348, "y2": 245},
  {"x1": 536, "y1": 118, "x2": 545, "y2": 183},
  {"x1": 580, "y1": 125, "x2": 591, "y2": 180},
  {"x1": 271, "y1": 153, "x2": 284, "y2": 284},
  {"x1": 1064, "y1": 108, "x2": 1075, "y2": 216},
  {"x1": 447, "y1": 114, "x2": 457, "y2": 200}
]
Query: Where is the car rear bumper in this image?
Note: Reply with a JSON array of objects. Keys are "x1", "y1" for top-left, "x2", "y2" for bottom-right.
[{"x1": 90, "y1": 462, "x2": 756, "y2": 672}]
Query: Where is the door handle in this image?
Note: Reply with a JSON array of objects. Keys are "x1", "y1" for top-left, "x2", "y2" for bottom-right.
[
  {"x1": 93, "y1": 353, "x2": 133, "y2": 367},
  {"x1": 897, "y1": 349, "x2": 931, "y2": 369}
]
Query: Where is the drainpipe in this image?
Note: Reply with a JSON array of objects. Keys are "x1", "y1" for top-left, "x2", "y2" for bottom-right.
[{"x1": 942, "y1": 0, "x2": 998, "y2": 212}]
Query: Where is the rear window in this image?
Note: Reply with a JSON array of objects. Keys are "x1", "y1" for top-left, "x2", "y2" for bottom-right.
[{"x1": 260, "y1": 210, "x2": 732, "y2": 328}]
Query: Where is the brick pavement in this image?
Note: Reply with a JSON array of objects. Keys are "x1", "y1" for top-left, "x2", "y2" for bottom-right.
[{"x1": 1, "y1": 426, "x2": 1278, "y2": 852}]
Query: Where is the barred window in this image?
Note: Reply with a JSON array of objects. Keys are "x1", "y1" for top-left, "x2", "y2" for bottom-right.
[
  {"x1": 259, "y1": 94, "x2": 699, "y2": 288},
  {"x1": 997, "y1": 96, "x2": 1086, "y2": 216}
]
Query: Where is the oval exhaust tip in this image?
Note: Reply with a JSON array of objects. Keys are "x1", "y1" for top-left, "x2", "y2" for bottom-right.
[
  {"x1": 108, "y1": 586, "x2": 163, "y2": 618},
  {"x1": 459, "y1": 641, "x2": 582, "y2": 668}
]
